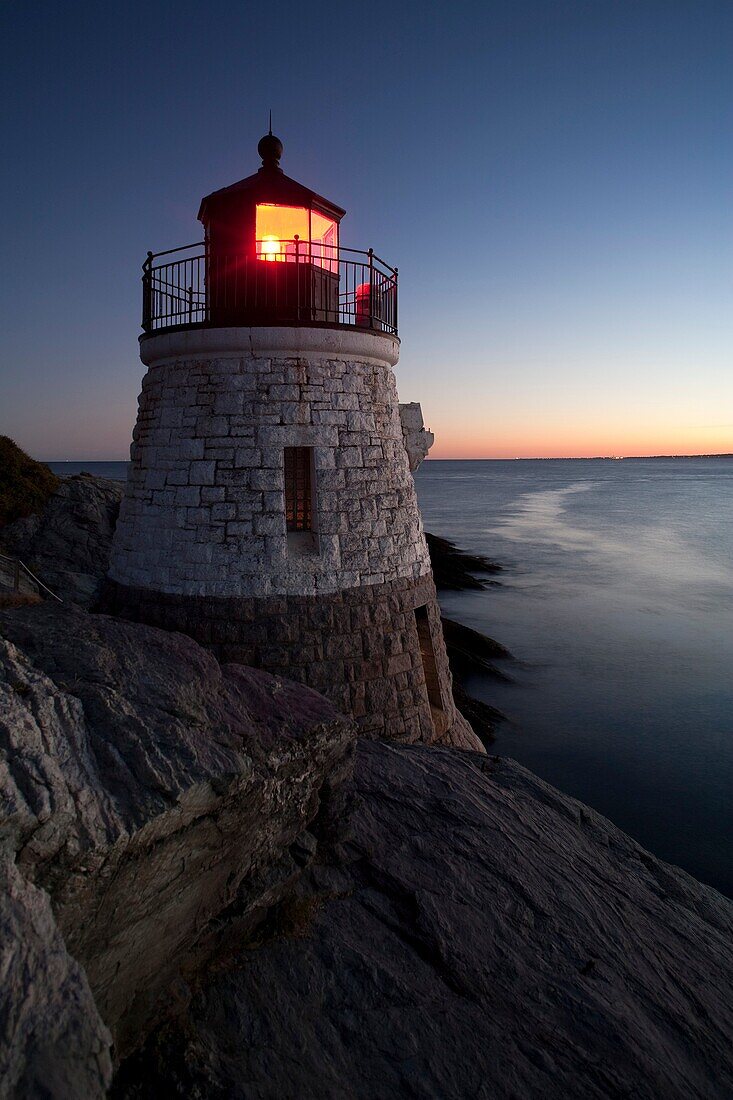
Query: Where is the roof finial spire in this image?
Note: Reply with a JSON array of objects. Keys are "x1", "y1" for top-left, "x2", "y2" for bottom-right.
[{"x1": 258, "y1": 123, "x2": 283, "y2": 171}]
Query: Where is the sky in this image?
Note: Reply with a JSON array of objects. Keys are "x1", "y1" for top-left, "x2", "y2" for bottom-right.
[{"x1": 1, "y1": 0, "x2": 731, "y2": 460}]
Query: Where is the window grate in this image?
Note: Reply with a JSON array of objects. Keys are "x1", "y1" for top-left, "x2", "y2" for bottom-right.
[{"x1": 284, "y1": 447, "x2": 313, "y2": 531}]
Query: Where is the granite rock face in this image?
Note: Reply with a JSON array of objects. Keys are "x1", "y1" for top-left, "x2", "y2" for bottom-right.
[
  {"x1": 0, "y1": 859, "x2": 112, "y2": 1100},
  {"x1": 398, "y1": 401, "x2": 434, "y2": 472},
  {"x1": 0, "y1": 603, "x2": 354, "y2": 1067},
  {"x1": 116, "y1": 740, "x2": 733, "y2": 1100},
  {"x1": 0, "y1": 473, "x2": 124, "y2": 606}
]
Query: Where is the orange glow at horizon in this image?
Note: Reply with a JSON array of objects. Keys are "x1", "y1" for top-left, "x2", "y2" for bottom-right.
[
  {"x1": 415, "y1": 404, "x2": 733, "y2": 460},
  {"x1": 426, "y1": 425, "x2": 733, "y2": 460}
]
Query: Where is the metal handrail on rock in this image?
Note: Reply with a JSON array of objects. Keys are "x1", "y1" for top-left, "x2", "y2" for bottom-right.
[{"x1": 0, "y1": 551, "x2": 62, "y2": 602}]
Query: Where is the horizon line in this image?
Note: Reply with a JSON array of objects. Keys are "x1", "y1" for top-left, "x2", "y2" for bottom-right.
[{"x1": 41, "y1": 451, "x2": 733, "y2": 464}]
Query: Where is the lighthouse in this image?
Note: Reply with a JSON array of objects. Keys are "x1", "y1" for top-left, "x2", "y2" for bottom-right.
[{"x1": 106, "y1": 132, "x2": 478, "y2": 751}]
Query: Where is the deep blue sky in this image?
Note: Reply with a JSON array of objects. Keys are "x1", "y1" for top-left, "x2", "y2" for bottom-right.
[{"x1": 1, "y1": 0, "x2": 731, "y2": 458}]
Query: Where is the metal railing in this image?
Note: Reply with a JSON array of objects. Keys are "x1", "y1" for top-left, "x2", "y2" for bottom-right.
[
  {"x1": 0, "y1": 552, "x2": 62, "y2": 601},
  {"x1": 142, "y1": 241, "x2": 398, "y2": 336}
]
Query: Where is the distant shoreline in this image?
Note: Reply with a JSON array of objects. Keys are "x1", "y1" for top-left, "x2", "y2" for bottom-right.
[
  {"x1": 44, "y1": 453, "x2": 733, "y2": 468},
  {"x1": 425, "y1": 453, "x2": 733, "y2": 462}
]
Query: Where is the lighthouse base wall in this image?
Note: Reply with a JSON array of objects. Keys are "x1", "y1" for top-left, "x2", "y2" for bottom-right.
[{"x1": 102, "y1": 573, "x2": 479, "y2": 750}]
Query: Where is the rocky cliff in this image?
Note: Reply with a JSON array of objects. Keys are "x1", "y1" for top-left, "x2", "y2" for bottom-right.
[
  {"x1": 0, "y1": 603, "x2": 353, "y2": 1096},
  {"x1": 1, "y1": 473, "x2": 124, "y2": 606},
  {"x1": 2, "y1": 605, "x2": 732, "y2": 1098},
  {"x1": 2, "y1": 477, "x2": 732, "y2": 1099},
  {"x1": 398, "y1": 402, "x2": 435, "y2": 472},
  {"x1": 114, "y1": 739, "x2": 733, "y2": 1099}
]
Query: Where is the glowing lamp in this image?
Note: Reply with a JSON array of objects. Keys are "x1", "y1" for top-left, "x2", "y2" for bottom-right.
[
  {"x1": 255, "y1": 204, "x2": 337, "y2": 269},
  {"x1": 260, "y1": 235, "x2": 282, "y2": 261}
]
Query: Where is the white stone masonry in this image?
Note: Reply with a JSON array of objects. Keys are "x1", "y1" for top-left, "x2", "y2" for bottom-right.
[{"x1": 109, "y1": 328, "x2": 432, "y2": 598}]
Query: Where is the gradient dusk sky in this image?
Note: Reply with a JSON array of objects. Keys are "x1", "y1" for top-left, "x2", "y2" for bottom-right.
[{"x1": 1, "y1": 0, "x2": 731, "y2": 460}]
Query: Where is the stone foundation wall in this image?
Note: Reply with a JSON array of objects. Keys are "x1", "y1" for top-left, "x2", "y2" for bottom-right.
[{"x1": 103, "y1": 572, "x2": 476, "y2": 749}]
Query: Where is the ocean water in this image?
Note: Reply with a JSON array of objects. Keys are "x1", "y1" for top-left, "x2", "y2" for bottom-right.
[
  {"x1": 50, "y1": 457, "x2": 733, "y2": 895},
  {"x1": 49, "y1": 461, "x2": 131, "y2": 481},
  {"x1": 415, "y1": 457, "x2": 733, "y2": 897}
]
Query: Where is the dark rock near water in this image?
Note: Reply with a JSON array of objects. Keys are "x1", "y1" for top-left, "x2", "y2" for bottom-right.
[
  {"x1": 425, "y1": 531, "x2": 502, "y2": 591},
  {"x1": 451, "y1": 682, "x2": 507, "y2": 747},
  {"x1": 426, "y1": 537, "x2": 513, "y2": 741},
  {"x1": 2, "y1": 597, "x2": 732, "y2": 1100},
  {"x1": 442, "y1": 618, "x2": 513, "y2": 741},
  {"x1": 442, "y1": 615, "x2": 513, "y2": 679},
  {"x1": 0, "y1": 603, "x2": 353, "y2": 1077},
  {"x1": 0, "y1": 473, "x2": 124, "y2": 606},
  {"x1": 114, "y1": 739, "x2": 733, "y2": 1100}
]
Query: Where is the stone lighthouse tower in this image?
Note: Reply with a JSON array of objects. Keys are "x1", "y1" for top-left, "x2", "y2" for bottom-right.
[{"x1": 106, "y1": 132, "x2": 477, "y2": 751}]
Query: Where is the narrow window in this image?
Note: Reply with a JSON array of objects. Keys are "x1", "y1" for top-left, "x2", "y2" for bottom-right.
[
  {"x1": 284, "y1": 446, "x2": 313, "y2": 531},
  {"x1": 284, "y1": 446, "x2": 318, "y2": 556},
  {"x1": 415, "y1": 605, "x2": 447, "y2": 732}
]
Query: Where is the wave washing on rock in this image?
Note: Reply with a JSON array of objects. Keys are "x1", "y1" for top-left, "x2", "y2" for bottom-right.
[{"x1": 1, "y1": 464, "x2": 732, "y2": 1098}]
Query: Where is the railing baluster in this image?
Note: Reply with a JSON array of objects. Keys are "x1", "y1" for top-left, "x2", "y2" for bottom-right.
[
  {"x1": 142, "y1": 243, "x2": 398, "y2": 336},
  {"x1": 295, "y1": 235, "x2": 300, "y2": 321}
]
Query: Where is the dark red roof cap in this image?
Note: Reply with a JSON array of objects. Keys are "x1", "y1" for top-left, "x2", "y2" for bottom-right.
[{"x1": 198, "y1": 134, "x2": 346, "y2": 223}]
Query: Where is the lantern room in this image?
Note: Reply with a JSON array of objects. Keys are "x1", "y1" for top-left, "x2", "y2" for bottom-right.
[
  {"x1": 142, "y1": 133, "x2": 398, "y2": 335},
  {"x1": 197, "y1": 132, "x2": 345, "y2": 324},
  {"x1": 254, "y1": 204, "x2": 338, "y2": 270}
]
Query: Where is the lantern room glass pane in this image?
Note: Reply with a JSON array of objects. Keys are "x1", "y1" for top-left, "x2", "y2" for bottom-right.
[
  {"x1": 256, "y1": 204, "x2": 309, "y2": 261},
  {"x1": 310, "y1": 210, "x2": 338, "y2": 273}
]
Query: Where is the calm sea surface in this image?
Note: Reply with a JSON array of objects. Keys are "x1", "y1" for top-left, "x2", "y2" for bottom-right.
[
  {"x1": 415, "y1": 457, "x2": 733, "y2": 897},
  {"x1": 51, "y1": 457, "x2": 733, "y2": 895}
]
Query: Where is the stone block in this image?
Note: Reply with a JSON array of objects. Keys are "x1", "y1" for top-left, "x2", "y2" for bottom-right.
[
  {"x1": 235, "y1": 448, "x2": 262, "y2": 467},
  {"x1": 263, "y1": 491, "x2": 285, "y2": 512},
  {"x1": 189, "y1": 461, "x2": 216, "y2": 486},
  {"x1": 254, "y1": 515, "x2": 284, "y2": 537},
  {"x1": 175, "y1": 487, "x2": 201, "y2": 507},
  {"x1": 213, "y1": 393, "x2": 244, "y2": 415},
  {"x1": 165, "y1": 469, "x2": 189, "y2": 487},
  {"x1": 250, "y1": 469, "x2": 279, "y2": 490},
  {"x1": 177, "y1": 438, "x2": 206, "y2": 460},
  {"x1": 337, "y1": 447, "x2": 363, "y2": 468}
]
